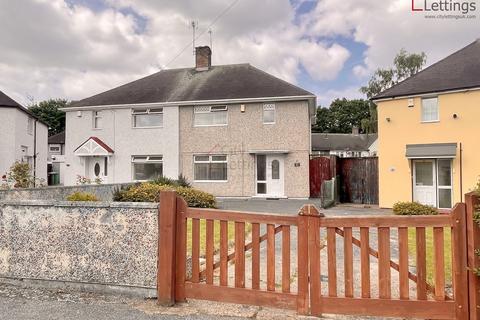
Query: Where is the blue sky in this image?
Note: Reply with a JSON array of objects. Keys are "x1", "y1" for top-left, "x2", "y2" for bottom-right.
[{"x1": 0, "y1": 0, "x2": 477, "y2": 106}]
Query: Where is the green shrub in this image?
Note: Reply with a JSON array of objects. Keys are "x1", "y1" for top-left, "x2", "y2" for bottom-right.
[
  {"x1": 176, "y1": 174, "x2": 191, "y2": 188},
  {"x1": 151, "y1": 174, "x2": 192, "y2": 188},
  {"x1": 67, "y1": 192, "x2": 99, "y2": 202},
  {"x1": 114, "y1": 182, "x2": 216, "y2": 208},
  {"x1": 475, "y1": 178, "x2": 480, "y2": 195},
  {"x1": 393, "y1": 201, "x2": 438, "y2": 215}
]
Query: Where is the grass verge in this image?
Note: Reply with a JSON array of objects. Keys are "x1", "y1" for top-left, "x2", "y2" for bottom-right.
[{"x1": 407, "y1": 227, "x2": 452, "y2": 284}]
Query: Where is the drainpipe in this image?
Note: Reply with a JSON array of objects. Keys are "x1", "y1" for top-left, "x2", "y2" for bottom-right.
[
  {"x1": 459, "y1": 142, "x2": 463, "y2": 202},
  {"x1": 33, "y1": 119, "x2": 37, "y2": 187}
]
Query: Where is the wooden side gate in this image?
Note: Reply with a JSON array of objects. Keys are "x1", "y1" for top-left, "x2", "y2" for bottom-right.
[{"x1": 158, "y1": 191, "x2": 473, "y2": 319}]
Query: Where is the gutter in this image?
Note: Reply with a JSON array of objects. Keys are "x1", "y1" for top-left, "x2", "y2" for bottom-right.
[
  {"x1": 371, "y1": 86, "x2": 480, "y2": 102},
  {"x1": 60, "y1": 95, "x2": 317, "y2": 112}
]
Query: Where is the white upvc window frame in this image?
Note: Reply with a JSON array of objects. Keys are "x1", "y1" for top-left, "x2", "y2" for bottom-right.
[
  {"x1": 193, "y1": 105, "x2": 228, "y2": 127},
  {"x1": 193, "y1": 154, "x2": 228, "y2": 182},
  {"x1": 132, "y1": 107, "x2": 164, "y2": 128},
  {"x1": 49, "y1": 144, "x2": 61, "y2": 152},
  {"x1": 421, "y1": 97, "x2": 439, "y2": 123},
  {"x1": 131, "y1": 155, "x2": 164, "y2": 181},
  {"x1": 93, "y1": 110, "x2": 103, "y2": 129},
  {"x1": 263, "y1": 103, "x2": 276, "y2": 124}
]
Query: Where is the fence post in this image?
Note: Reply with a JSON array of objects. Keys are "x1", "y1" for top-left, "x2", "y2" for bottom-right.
[
  {"x1": 466, "y1": 192, "x2": 480, "y2": 320},
  {"x1": 297, "y1": 210, "x2": 309, "y2": 315},
  {"x1": 298, "y1": 204, "x2": 324, "y2": 316},
  {"x1": 157, "y1": 191, "x2": 177, "y2": 306},
  {"x1": 452, "y1": 203, "x2": 469, "y2": 319}
]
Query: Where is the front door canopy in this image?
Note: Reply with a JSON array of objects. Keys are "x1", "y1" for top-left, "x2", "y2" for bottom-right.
[
  {"x1": 405, "y1": 143, "x2": 457, "y2": 159},
  {"x1": 74, "y1": 136, "x2": 114, "y2": 156}
]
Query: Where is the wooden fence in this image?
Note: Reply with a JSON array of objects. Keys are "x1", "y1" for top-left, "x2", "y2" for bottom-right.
[{"x1": 158, "y1": 191, "x2": 478, "y2": 319}]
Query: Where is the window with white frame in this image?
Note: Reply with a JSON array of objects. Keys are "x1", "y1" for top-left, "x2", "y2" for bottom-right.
[
  {"x1": 263, "y1": 104, "x2": 275, "y2": 124},
  {"x1": 132, "y1": 155, "x2": 163, "y2": 181},
  {"x1": 27, "y1": 118, "x2": 34, "y2": 135},
  {"x1": 194, "y1": 106, "x2": 228, "y2": 126},
  {"x1": 93, "y1": 111, "x2": 103, "y2": 129},
  {"x1": 421, "y1": 97, "x2": 439, "y2": 122},
  {"x1": 49, "y1": 145, "x2": 61, "y2": 153},
  {"x1": 194, "y1": 155, "x2": 227, "y2": 181},
  {"x1": 132, "y1": 108, "x2": 163, "y2": 128}
]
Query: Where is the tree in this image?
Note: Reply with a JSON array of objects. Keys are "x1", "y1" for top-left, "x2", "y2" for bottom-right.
[
  {"x1": 312, "y1": 98, "x2": 371, "y2": 133},
  {"x1": 359, "y1": 49, "x2": 427, "y2": 132},
  {"x1": 28, "y1": 99, "x2": 67, "y2": 136}
]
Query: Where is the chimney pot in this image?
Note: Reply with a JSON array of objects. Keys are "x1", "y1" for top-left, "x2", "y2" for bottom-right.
[{"x1": 195, "y1": 46, "x2": 212, "y2": 71}]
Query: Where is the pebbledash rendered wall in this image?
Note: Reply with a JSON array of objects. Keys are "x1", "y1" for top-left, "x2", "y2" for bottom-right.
[{"x1": 0, "y1": 200, "x2": 158, "y2": 296}]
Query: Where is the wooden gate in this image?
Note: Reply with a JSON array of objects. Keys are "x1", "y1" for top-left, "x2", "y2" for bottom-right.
[
  {"x1": 309, "y1": 156, "x2": 333, "y2": 198},
  {"x1": 158, "y1": 191, "x2": 471, "y2": 319},
  {"x1": 337, "y1": 157, "x2": 378, "y2": 204}
]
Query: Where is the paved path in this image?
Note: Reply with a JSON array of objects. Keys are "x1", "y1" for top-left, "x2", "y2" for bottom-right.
[{"x1": 217, "y1": 199, "x2": 392, "y2": 216}]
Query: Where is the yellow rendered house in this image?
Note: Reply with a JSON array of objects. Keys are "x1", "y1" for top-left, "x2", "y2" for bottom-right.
[{"x1": 373, "y1": 40, "x2": 480, "y2": 209}]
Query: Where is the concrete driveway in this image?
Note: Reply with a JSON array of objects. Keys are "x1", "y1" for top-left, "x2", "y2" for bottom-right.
[{"x1": 217, "y1": 198, "x2": 393, "y2": 216}]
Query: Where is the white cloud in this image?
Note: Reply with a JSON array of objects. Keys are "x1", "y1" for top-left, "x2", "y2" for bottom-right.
[
  {"x1": 0, "y1": 0, "x2": 351, "y2": 105},
  {"x1": 302, "y1": 0, "x2": 479, "y2": 78}
]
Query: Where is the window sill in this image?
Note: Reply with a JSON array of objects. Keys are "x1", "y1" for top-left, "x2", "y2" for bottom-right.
[
  {"x1": 193, "y1": 124, "x2": 228, "y2": 128},
  {"x1": 263, "y1": 122, "x2": 275, "y2": 125},
  {"x1": 131, "y1": 126, "x2": 164, "y2": 129},
  {"x1": 194, "y1": 180, "x2": 228, "y2": 183},
  {"x1": 92, "y1": 128, "x2": 103, "y2": 130},
  {"x1": 420, "y1": 120, "x2": 439, "y2": 123}
]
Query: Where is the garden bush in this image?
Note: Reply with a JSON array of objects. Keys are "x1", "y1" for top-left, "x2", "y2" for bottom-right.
[
  {"x1": 114, "y1": 182, "x2": 216, "y2": 208},
  {"x1": 67, "y1": 192, "x2": 99, "y2": 202},
  {"x1": 393, "y1": 201, "x2": 438, "y2": 215}
]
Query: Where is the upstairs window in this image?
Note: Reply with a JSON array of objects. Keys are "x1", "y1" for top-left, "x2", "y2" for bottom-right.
[
  {"x1": 132, "y1": 155, "x2": 163, "y2": 181},
  {"x1": 93, "y1": 111, "x2": 103, "y2": 129},
  {"x1": 27, "y1": 118, "x2": 34, "y2": 135},
  {"x1": 421, "y1": 97, "x2": 439, "y2": 122},
  {"x1": 194, "y1": 155, "x2": 227, "y2": 181},
  {"x1": 194, "y1": 106, "x2": 228, "y2": 126},
  {"x1": 263, "y1": 104, "x2": 275, "y2": 124},
  {"x1": 132, "y1": 108, "x2": 163, "y2": 128}
]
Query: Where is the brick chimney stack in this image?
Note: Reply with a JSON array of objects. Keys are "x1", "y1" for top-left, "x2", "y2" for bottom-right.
[{"x1": 195, "y1": 46, "x2": 212, "y2": 71}]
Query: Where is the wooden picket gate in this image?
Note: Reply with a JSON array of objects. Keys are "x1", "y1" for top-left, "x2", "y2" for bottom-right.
[{"x1": 157, "y1": 191, "x2": 471, "y2": 319}]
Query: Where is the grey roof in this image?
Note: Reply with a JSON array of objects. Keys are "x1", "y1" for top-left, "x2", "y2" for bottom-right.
[
  {"x1": 312, "y1": 133, "x2": 378, "y2": 152},
  {"x1": 0, "y1": 90, "x2": 23, "y2": 107},
  {"x1": 406, "y1": 143, "x2": 457, "y2": 158},
  {"x1": 68, "y1": 64, "x2": 314, "y2": 108},
  {"x1": 373, "y1": 39, "x2": 480, "y2": 100},
  {"x1": 0, "y1": 89, "x2": 48, "y2": 126},
  {"x1": 48, "y1": 131, "x2": 65, "y2": 144}
]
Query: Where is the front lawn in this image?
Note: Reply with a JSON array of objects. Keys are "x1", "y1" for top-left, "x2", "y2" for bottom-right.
[{"x1": 408, "y1": 227, "x2": 452, "y2": 284}]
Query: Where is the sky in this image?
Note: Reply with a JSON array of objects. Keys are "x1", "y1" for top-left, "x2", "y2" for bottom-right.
[{"x1": 0, "y1": 0, "x2": 478, "y2": 107}]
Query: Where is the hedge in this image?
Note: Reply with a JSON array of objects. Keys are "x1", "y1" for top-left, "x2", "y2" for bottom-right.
[{"x1": 392, "y1": 201, "x2": 438, "y2": 215}]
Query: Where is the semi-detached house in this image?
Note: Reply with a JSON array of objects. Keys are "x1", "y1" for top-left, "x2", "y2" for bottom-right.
[{"x1": 63, "y1": 47, "x2": 315, "y2": 198}]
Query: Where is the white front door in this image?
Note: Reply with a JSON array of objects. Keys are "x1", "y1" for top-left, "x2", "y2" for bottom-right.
[
  {"x1": 88, "y1": 156, "x2": 108, "y2": 183},
  {"x1": 413, "y1": 160, "x2": 436, "y2": 207},
  {"x1": 256, "y1": 154, "x2": 285, "y2": 197}
]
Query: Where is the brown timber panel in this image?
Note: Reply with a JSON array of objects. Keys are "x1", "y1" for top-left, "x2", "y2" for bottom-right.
[
  {"x1": 267, "y1": 224, "x2": 276, "y2": 292},
  {"x1": 309, "y1": 156, "x2": 332, "y2": 198},
  {"x1": 337, "y1": 157, "x2": 378, "y2": 205},
  {"x1": 398, "y1": 227, "x2": 409, "y2": 300},
  {"x1": 282, "y1": 225, "x2": 291, "y2": 293},
  {"x1": 251, "y1": 223, "x2": 260, "y2": 290},
  {"x1": 327, "y1": 227, "x2": 337, "y2": 297},
  {"x1": 191, "y1": 218, "x2": 200, "y2": 283},
  {"x1": 234, "y1": 222, "x2": 245, "y2": 288},
  {"x1": 308, "y1": 216, "x2": 321, "y2": 316},
  {"x1": 416, "y1": 227, "x2": 427, "y2": 300},
  {"x1": 343, "y1": 227, "x2": 354, "y2": 298},
  {"x1": 378, "y1": 227, "x2": 391, "y2": 299},
  {"x1": 360, "y1": 227, "x2": 370, "y2": 299},
  {"x1": 205, "y1": 219, "x2": 214, "y2": 285},
  {"x1": 433, "y1": 227, "x2": 445, "y2": 301},
  {"x1": 466, "y1": 192, "x2": 480, "y2": 320},
  {"x1": 220, "y1": 220, "x2": 228, "y2": 286}
]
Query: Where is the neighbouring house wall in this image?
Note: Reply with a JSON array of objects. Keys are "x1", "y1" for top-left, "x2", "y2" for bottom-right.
[
  {"x1": 0, "y1": 108, "x2": 48, "y2": 183},
  {"x1": 0, "y1": 201, "x2": 158, "y2": 293},
  {"x1": 64, "y1": 106, "x2": 179, "y2": 185},
  {"x1": 0, "y1": 183, "x2": 135, "y2": 201},
  {"x1": 0, "y1": 108, "x2": 16, "y2": 177},
  {"x1": 179, "y1": 101, "x2": 311, "y2": 198},
  {"x1": 377, "y1": 90, "x2": 480, "y2": 208}
]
